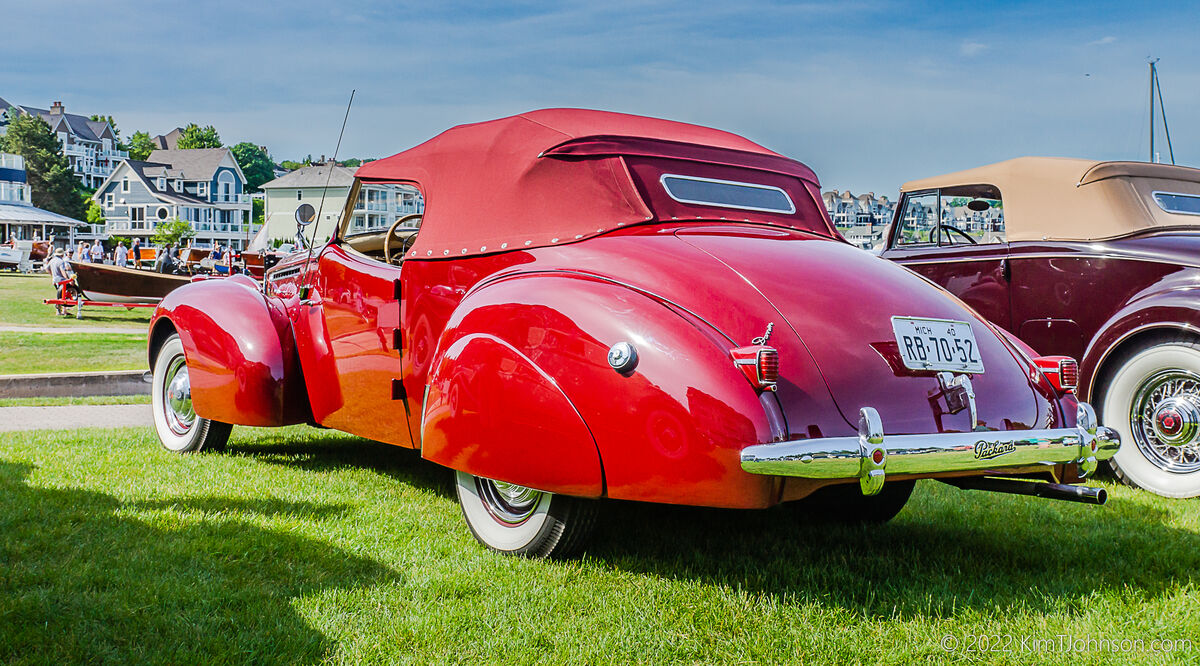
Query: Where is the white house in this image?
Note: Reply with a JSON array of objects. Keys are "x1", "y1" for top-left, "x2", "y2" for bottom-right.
[
  {"x1": 0, "y1": 98, "x2": 128, "y2": 189},
  {"x1": 258, "y1": 164, "x2": 423, "y2": 247}
]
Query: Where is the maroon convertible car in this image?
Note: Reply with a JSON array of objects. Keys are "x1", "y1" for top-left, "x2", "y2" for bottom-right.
[{"x1": 881, "y1": 157, "x2": 1200, "y2": 498}]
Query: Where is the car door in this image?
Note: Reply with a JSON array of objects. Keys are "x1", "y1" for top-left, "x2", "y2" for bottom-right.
[
  {"x1": 292, "y1": 242, "x2": 415, "y2": 448},
  {"x1": 880, "y1": 188, "x2": 1013, "y2": 332}
]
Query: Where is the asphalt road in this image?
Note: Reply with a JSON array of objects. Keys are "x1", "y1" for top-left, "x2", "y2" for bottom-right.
[{"x1": 0, "y1": 404, "x2": 153, "y2": 431}]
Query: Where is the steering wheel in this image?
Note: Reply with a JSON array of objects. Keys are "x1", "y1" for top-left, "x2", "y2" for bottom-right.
[
  {"x1": 935, "y1": 223, "x2": 978, "y2": 245},
  {"x1": 383, "y1": 214, "x2": 423, "y2": 265}
]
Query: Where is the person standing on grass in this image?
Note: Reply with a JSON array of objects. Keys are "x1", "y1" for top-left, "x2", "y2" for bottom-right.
[
  {"x1": 130, "y1": 238, "x2": 142, "y2": 269},
  {"x1": 114, "y1": 241, "x2": 128, "y2": 268},
  {"x1": 89, "y1": 241, "x2": 104, "y2": 264},
  {"x1": 46, "y1": 248, "x2": 74, "y2": 316}
]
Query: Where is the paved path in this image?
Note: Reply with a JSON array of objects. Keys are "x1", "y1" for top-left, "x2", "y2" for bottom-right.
[
  {"x1": 0, "y1": 404, "x2": 153, "y2": 431},
  {"x1": 0, "y1": 325, "x2": 146, "y2": 335}
]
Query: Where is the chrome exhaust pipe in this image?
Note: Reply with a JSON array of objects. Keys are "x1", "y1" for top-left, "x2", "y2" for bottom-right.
[{"x1": 943, "y1": 477, "x2": 1107, "y2": 505}]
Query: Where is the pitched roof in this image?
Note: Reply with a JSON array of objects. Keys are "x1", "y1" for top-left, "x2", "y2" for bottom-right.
[
  {"x1": 122, "y1": 160, "x2": 212, "y2": 206},
  {"x1": 146, "y1": 148, "x2": 232, "y2": 181},
  {"x1": 152, "y1": 127, "x2": 184, "y2": 150},
  {"x1": 0, "y1": 98, "x2": 114, "y2": 143},
  {"x1": 260, "y1": 164, "x2": 355, "y2": 189}
]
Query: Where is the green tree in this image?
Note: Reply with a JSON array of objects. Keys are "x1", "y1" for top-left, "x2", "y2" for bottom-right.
[
  {"x1": 176, "y1": 123, "x2": 222, "y2": 149},
  {"x1": 252, "y1": 197, "x2": 264, "y2": 227},
  {"x1": 127, "y1": 131, "x2": 155, "y2": 160},
  {"x1": 0, "y1": 110, "x2": 86, "y2": 220},
  {"x1": 231, "y1": 142, "x2": 274, "y2": 191},
  {"x1": 151, "y1": 219, "x2": 196, "y2": 246},
  {"x1": 279, "y1": 160, "x2": 305, "y2": 171},
  {"x1": 340, "y1": 158, "x2": 362, "y2": 168},
  {"x1": 85, "y1": 199, "x2": 105, "y2": 227}
]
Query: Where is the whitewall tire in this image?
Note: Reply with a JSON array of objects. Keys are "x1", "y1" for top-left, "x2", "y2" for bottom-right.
[
  {"x1": 454, "y1": 471, "x2": 598, "y2": 558},
  {"x1": 1101, "y1": 340, "x2": 1200, "y2": 498},
  {"x1": 151, "y1": 334, "x2": 232, "y2": 454}
]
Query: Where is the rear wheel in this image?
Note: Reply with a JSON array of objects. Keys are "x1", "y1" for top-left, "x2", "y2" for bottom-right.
[
  {"x1": 1100, "y1": 340, "x2": 1200, "y2": 498},
  {"x1": 785, "y1": 480, "x2": 915, "y2": 524},
  {"x1": 151, "y1": 334, "x2": 232, "y2": 453},
  {"x1": 454, "y1": 471, "x2": 598, "y2": 558}
]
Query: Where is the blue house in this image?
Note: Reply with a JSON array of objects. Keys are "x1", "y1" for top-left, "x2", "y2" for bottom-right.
[{"x1": 93, "y1": 148, "x2": 258, "y2": 249}]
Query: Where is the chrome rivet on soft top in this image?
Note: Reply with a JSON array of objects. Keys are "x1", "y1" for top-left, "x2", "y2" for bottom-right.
[{"x1": 607, "y1": 342, "x2": 638, "y2": 375}]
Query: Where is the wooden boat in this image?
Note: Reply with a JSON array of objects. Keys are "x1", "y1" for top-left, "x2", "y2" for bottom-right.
[
  {"x1": 181, "y1": 247, "x2": 211, "y2": 273},
  {"x1": 71, "y1": 261, "x2": 191, "y2": 303}
]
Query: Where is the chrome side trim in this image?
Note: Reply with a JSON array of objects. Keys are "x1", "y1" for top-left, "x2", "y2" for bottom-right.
[
  {"x1": 1086, "y1": 321, "x2": 1200, "y2": 399},
  {"x1": 740, "y1": 403, "x2": 1120, "y2": 494}
]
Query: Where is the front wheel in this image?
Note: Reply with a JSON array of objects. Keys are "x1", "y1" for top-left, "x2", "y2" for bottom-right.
[
  {"x1": 151, "y1": 333, "x2": 232, "y2": 453},
  {"x1": 1101, "y1": 340, "x2": 1200, "y2": 498},
  {"x1": 454, "y1": 472, "x2": 598, "y2": 558}
]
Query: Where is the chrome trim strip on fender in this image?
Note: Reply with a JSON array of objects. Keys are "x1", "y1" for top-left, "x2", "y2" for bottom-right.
[{"x1": 740, "y1": 403, "x2": 1120, "y2": 495}]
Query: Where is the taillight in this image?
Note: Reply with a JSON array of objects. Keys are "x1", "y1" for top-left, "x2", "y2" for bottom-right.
[
  {"x1": 1034, "y1": 355, "x2": 1078, "y2": 393},
  {"x1": 732, "y1": 345, "x2": 779, "y2": 392}
]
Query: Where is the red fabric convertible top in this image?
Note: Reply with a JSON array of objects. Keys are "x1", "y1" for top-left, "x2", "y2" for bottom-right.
[{"x1": 355, "y1": 108, "x2": 827, "y2": 259}]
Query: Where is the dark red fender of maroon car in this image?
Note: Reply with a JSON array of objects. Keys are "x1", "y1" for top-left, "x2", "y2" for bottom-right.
[{"x1": 149, "y1": 274, "x2": 312, "y2": 427}]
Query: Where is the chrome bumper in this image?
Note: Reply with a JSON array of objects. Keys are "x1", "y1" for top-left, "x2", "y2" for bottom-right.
[{"x1": 741, "y1": 403, "x2": 1120, "y2": 496}]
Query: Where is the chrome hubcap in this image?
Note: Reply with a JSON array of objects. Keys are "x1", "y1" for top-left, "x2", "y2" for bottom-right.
[
  {"x1": 162, "y1": 356, "x2": 195, "y2": 436},
  {"x1": 1131, "y1": 370, "x2": 1200, "y2": 473},
  {"x1": 476, "y1": 478, "x2": 543, "y2": 526}
]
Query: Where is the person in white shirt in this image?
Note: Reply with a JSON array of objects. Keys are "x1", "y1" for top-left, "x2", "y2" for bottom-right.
[
  {"x1": 89, "y1": 241, "x2": 104, "y2": 264},
  {"x1": 114, "y1": 241, "x2": 128, "y2": 268},
  {"x1": 46, "y1": 248, "x2": 75, "y2": 316}
]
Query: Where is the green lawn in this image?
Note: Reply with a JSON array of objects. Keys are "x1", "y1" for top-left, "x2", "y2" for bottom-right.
[
  {"x1": 0, "y1": 395, "x2": 150, "y2": 407},
  {"x1": 1, "y1": 426, "x2": 1197, "y2": 664},
  {"x1": 0, "y1": 331, "x2": 146, "y2": 374},
  {"x1": 0, "y1": 274, "x2": 151, "y2": 329}
]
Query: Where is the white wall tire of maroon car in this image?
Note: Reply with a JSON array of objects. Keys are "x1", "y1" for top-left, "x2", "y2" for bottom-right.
[
  {"x1": 1100, "y1": 339, "x2": 1200, "y2": 498},
  {"x1": 151, "y1": 334, "x2": 232, "y2": 454}
]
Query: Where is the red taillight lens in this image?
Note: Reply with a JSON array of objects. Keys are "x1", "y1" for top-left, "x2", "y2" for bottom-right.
[
  {"x1": 732, "y1": 345, "x2": 779, "y2": 391},
  {"x1": 1034, "y1": 355, "x2": 1078, "y2": 393}
]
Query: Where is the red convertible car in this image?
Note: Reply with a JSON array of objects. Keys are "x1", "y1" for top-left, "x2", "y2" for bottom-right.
[
  {"x1": 148, "y1": 111, "x2": 1117, "y2": 557},
  {"x1": 881, "y1": 157, "x2": 1200, "y2": 498}
]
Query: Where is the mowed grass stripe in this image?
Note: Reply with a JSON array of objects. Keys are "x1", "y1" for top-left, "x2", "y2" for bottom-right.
[
  {"x1": 1, "y1": 425, "x2": 1199, "y2": 664},
  {"x1": 0, "y1": 331, "x2": 146, "y2": 375}
]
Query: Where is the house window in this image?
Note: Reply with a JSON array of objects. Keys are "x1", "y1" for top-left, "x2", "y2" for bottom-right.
[
  {"x1": 157, "y1": 177, "x2": 166, "y2": 190},
  {"x1": 105, "y1": 193, "x2": 113, "y2": 208},
  {"x1": 121, "y1": 178, "x2": 129, "y2": 193},
  {"x1": 297, "y1": 190, "x2": 302, "y2": 201}
]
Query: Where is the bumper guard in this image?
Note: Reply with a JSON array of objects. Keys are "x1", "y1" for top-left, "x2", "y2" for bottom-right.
[{"x1": 741, "y1": 403, "x2": 1120, "y2": 496}]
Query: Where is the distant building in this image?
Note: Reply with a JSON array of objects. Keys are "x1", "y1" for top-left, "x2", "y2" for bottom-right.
[
  {"x1": 822, "y1": 190, "x2": 895, "y2": 249},
  {"x1": 93, "y1": 147, "x2": 257, "y2": 249},
  {"x1": 0, "y1": 152, "x2": 87, "y2": 244},
  {"x1": 151, "y1": 127, "x2": 184, "y2": 151},
  {"x1": 258, "y1": 164, "x2": 423, "y2": 246},
  {"x1": 0, "y1": 98, "x2": 127, "y2": 189}
]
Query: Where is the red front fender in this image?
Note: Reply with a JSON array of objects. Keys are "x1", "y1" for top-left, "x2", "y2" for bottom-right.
[{"x1": 150, "y1": 275, "x2": 311, "y2": 427}]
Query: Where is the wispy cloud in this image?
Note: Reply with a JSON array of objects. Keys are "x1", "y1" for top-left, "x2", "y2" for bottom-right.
[
  {"x1": 1088, "y1": 35, "x2": 1117, "y2": 46},
  {"x1": 960, "y1": 41, "x2": 988, "y2": 56}
]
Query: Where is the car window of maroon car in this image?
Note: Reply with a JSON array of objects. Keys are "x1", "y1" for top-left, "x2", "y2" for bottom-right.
[{"x1": 895, "y1": 185, "x2": 1005, "y2": 247}]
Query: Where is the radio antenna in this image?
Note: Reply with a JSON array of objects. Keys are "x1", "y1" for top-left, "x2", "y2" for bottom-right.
[{"x1": 299, "y1": 89, "x2": 354, "y2": 297}]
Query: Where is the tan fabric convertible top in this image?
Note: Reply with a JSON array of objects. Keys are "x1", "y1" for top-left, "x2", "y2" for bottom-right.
[{"x1": 901, "y1": 157, "x2": 1200, "y2": 241}]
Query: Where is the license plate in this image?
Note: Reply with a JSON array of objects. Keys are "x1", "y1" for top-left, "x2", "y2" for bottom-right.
[{"x1": 891, "y1": 316, "x2": 984, "y2": 374}]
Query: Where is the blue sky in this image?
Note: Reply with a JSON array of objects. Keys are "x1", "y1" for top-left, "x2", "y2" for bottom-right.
[{"x1": 3, "y1": 0, "x2": 1198, "y2": 194}]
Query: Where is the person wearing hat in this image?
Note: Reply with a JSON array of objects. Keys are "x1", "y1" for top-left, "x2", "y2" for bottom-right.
[{"x1": 46, "y1": 247, "x2": 75, "y2": 316}]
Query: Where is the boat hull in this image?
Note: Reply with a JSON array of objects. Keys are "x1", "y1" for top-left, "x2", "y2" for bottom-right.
[{"x1": 72, "y1": 262, "x2": 191, "y2": 303}]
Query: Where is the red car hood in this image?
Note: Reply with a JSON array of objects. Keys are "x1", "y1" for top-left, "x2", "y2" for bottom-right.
[{"x1": 672, "y1": 228, "x2": 1048, "y2": 435}]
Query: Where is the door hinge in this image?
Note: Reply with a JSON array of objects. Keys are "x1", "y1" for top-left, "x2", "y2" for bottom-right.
[
  {"x1": 392, "y1": 328, "x2": 402, "y2": 351},
  {"x1": 393, "y1": 278, "x2": 403, "y2": 300}
]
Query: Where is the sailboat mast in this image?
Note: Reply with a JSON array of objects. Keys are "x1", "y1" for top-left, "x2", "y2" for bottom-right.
[
  {"x1": 1155, "y1": 64, "x2": 1176, "y2": 165},
  {"x1": 1150, "y1": 59, "x2": 1157, "y2": 163}
]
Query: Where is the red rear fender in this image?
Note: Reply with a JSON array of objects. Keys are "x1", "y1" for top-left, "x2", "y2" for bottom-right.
[
  {"x1": 421, "y1": 274, "x2": 788, "y2": 508},
  {"x1": 150, "y1": 277, "x2": 311, "y2": 427}
]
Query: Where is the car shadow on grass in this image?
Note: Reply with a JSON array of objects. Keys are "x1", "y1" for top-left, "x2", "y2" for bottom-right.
[
  {"x1": 232, "y1": 435, "x2": 455, "y2": 499},
  {"x1": 0, "y1": 460, "x2": 400, "y2": 664},
  {"x1": 584, "y1": 481, "x2": 1200, "y2": 618}
]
